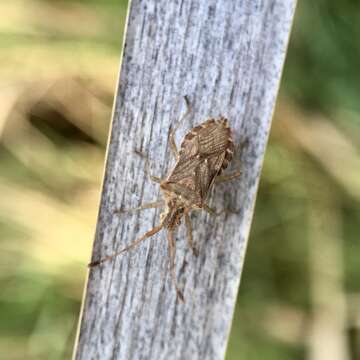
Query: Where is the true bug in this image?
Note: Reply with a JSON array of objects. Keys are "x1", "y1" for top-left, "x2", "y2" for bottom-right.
[{"x1": 89, "y1": 97, "x2": 241, "y2": 302}]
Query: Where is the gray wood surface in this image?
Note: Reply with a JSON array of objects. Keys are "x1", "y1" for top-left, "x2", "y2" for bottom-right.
[{"x1": 74, "y1": 1, "x2": 296, "y2": 359}]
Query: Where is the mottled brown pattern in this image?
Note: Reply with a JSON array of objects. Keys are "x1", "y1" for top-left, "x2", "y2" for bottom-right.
[{"x1": 165, "y1": 117, "x2": 233, "y2": 206}]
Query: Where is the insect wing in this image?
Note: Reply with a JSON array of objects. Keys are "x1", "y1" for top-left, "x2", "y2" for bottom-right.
[{"x1": 166, "y1": 118, "x2": 234, "y2": 202}]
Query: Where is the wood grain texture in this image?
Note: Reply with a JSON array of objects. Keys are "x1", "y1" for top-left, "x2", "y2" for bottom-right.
[{"x1": 74, "y1": 0, "x2": 296, "y2": 359}]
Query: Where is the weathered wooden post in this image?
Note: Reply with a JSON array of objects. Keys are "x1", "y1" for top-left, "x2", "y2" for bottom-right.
[{"x1": 73, "y1": 1, "x2": 296, "y2": 359}]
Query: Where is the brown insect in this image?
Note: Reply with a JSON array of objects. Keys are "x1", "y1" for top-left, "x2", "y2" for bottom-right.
[{"x1": 89, "y1": 98, "x2": 241, "y2": 302}]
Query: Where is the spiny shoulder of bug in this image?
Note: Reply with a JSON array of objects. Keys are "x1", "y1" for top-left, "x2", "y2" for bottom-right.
[{"x1": 191, "y1": 116, "x2": 230, "y2": 131}]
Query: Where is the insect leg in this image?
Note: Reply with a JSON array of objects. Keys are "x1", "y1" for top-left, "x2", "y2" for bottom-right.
[
  {"x1": 134, "y1": 150, "x2": 162, "y2": 183},
  {"x1": 203, "y1": 204, "x2": 240, "y2": 216},
  {"x1": 184, "y1": 213, "x2": 198, "y2": 256},
  {"x1": 203, "y1": 204, "x2": 217, "y2": 215},
  {"x1": 215, "y1": 170, "x2": 241, "y2": 184},
  {"x1": 148, "y1": 174, "x2": 162, "y2": 184},
  {"x1": 88, "y1": 224, "x2": 163, "y2": 267},
  {"x1": 167, "y1": 231, "x2": 185, "y2": 303},
  {"x1": 169, "y1": 96, "x2": 192, "y2": 159},
  {"x1": 114, "y1": 200, "x2": 164, "y2": 214}
]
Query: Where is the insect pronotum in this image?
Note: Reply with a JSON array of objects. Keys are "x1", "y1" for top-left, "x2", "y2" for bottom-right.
[{"x1": 89, "y1": 97, "x2": 241, "y2": 302}]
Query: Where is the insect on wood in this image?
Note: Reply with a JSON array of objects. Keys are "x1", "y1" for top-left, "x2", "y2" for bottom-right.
[{"x1": 89, "y1": 98, "x2": 241, "y2": 302}]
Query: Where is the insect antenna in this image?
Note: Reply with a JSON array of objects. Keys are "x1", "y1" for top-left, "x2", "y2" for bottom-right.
[
  {"x1": 88, "y1": 224, "x2": 163, "y2": 267},
  {"x1": 167, "y1": 231, "x2": 185, "y2": 303}
]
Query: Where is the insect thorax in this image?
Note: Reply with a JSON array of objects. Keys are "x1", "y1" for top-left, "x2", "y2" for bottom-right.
[{"x1": 160, "y1": 201, "x2": 185, "y2": 229}]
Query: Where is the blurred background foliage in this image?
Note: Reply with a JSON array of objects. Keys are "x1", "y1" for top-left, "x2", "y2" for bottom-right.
[{"x1": 0, "y1": 0, "x2": 359, "y2": 359}]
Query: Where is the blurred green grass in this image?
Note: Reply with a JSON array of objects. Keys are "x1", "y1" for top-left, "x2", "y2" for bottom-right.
[{"x1": 0, "y1": 1, "x2": 359, "y2": 359}]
